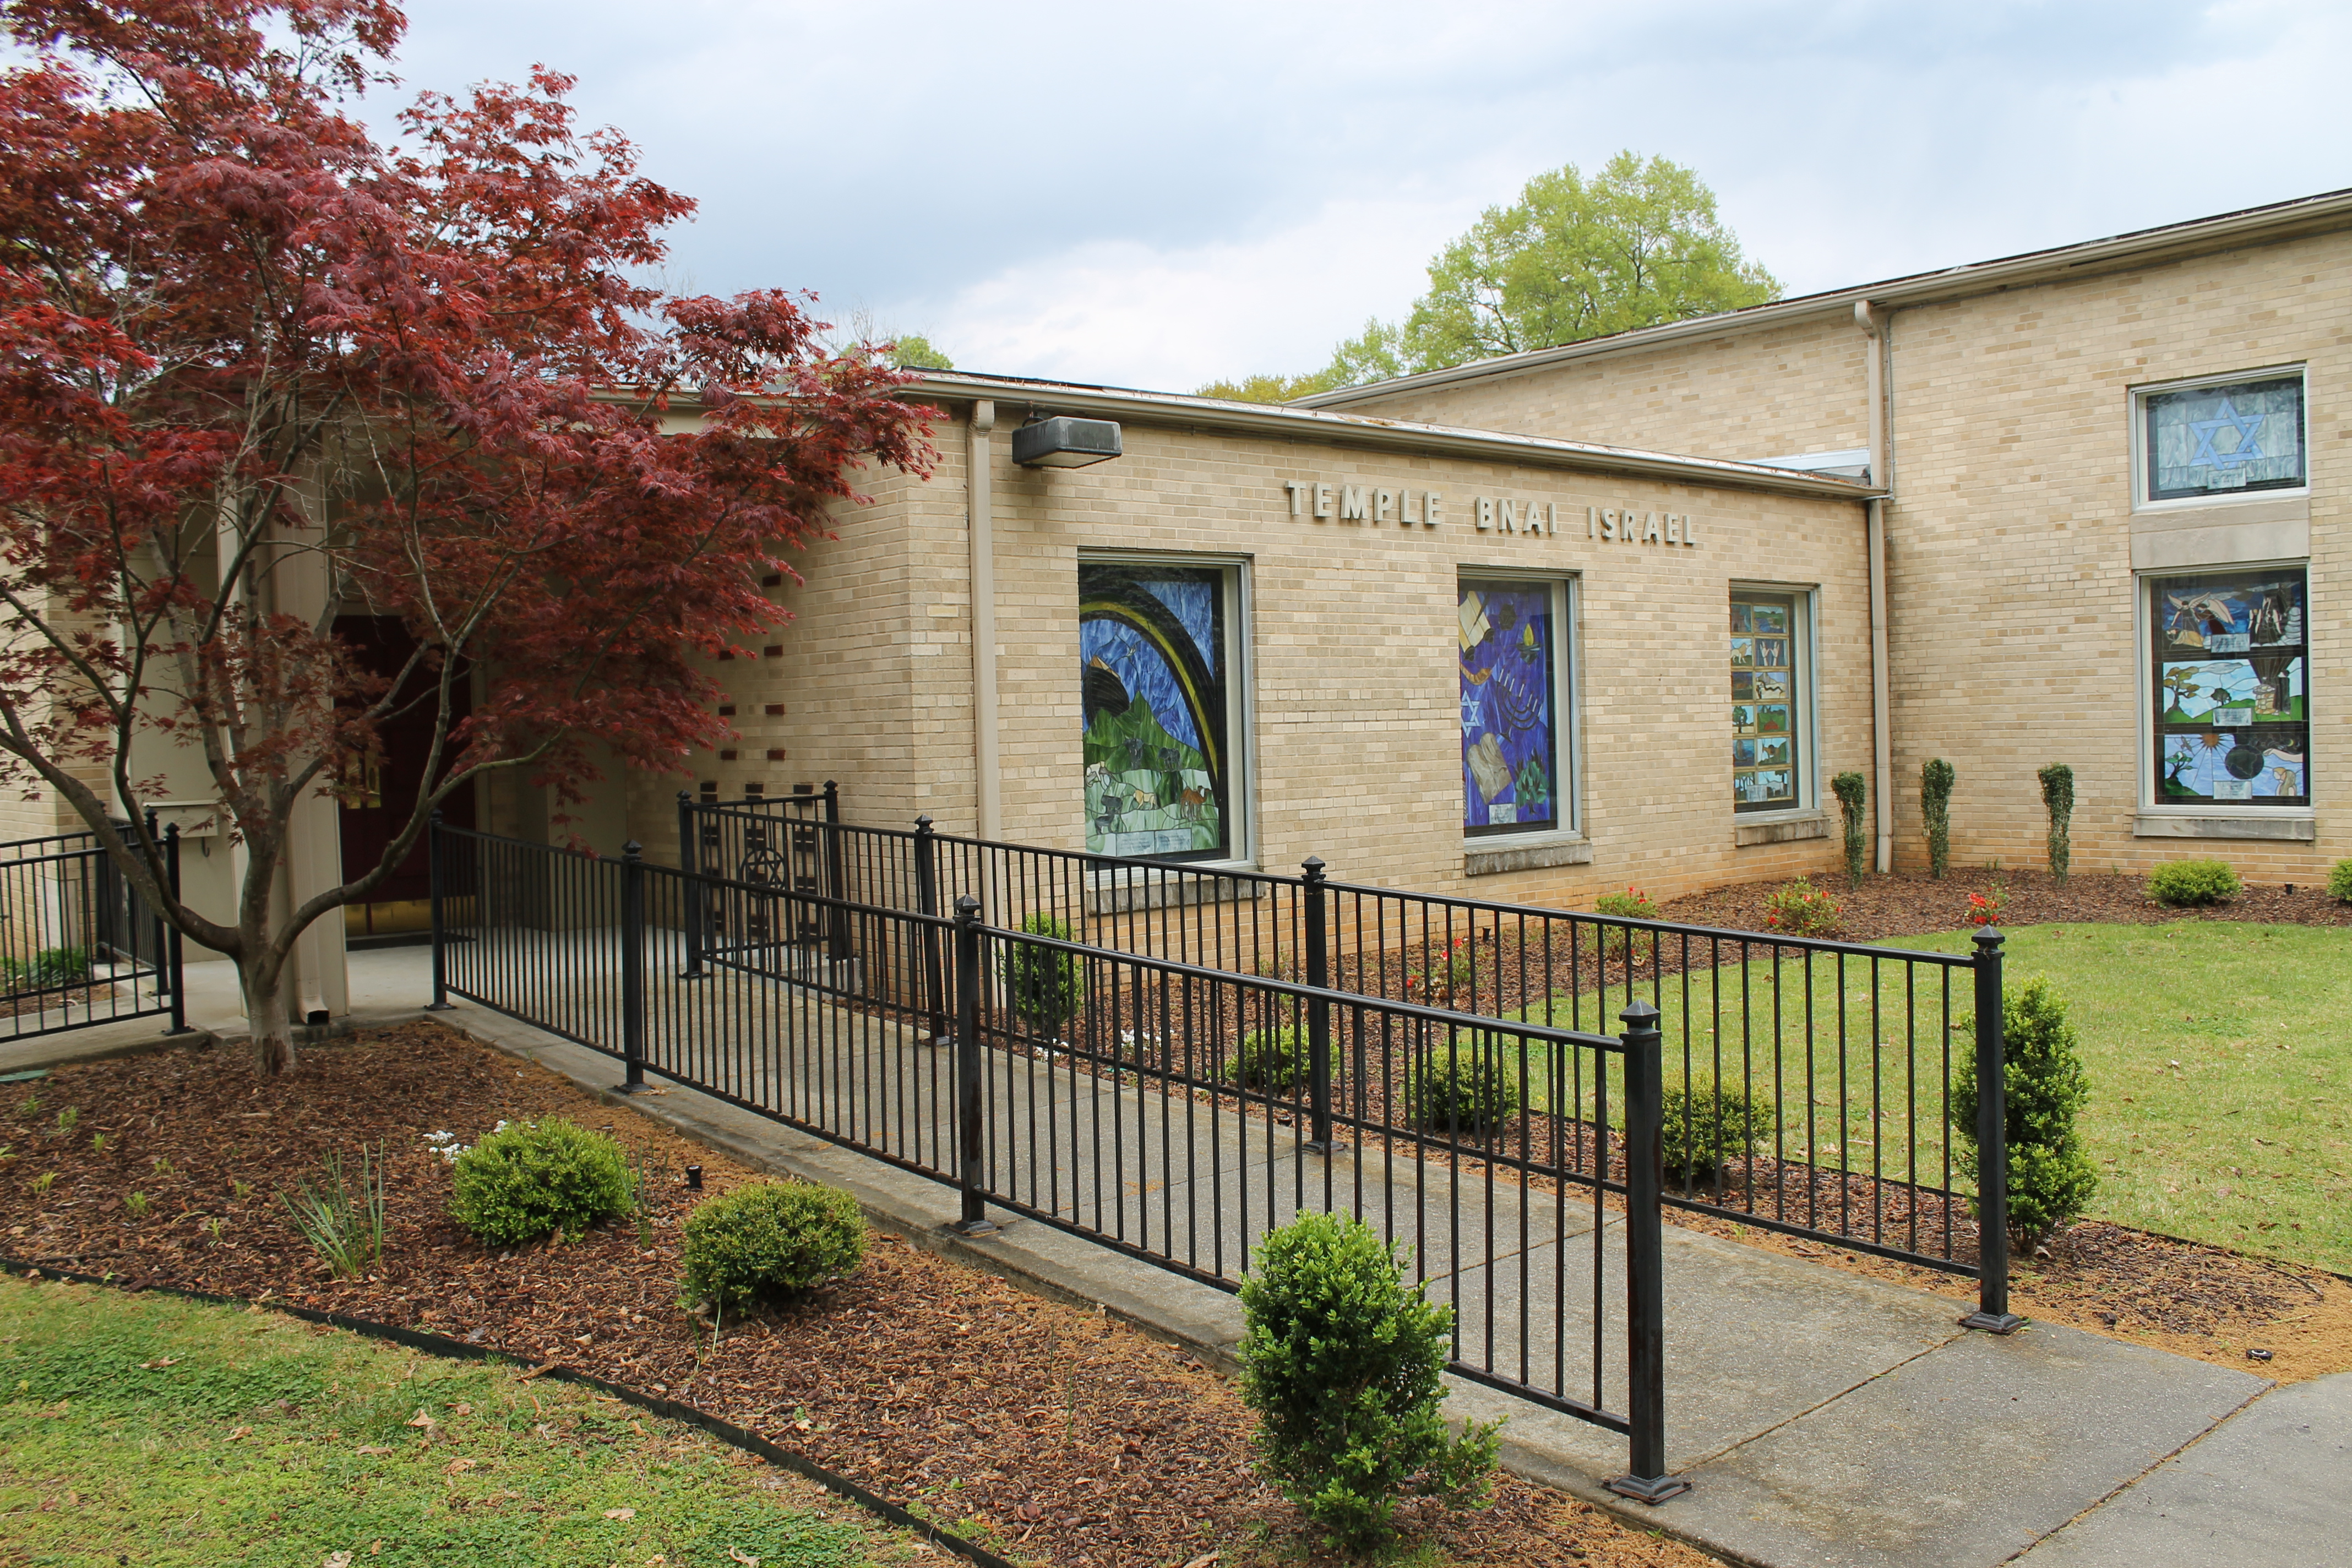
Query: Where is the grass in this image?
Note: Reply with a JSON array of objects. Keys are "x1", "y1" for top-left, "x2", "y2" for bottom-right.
[
  {"x1": 0, "y1": 1275, "x2": 922, "y2": 1567},
  {"x1": 1498, "y1": 921, "x2": 2352, "y2": 1274},
  {"x1": 1881, "y1": 922, "x2": 2352, "y2": 1273}
]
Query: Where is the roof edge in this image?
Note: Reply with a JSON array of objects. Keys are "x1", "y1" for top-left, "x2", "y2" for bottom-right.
[
  {"x1": 1297, "y1": 186, "x2": 2352, "y2": 409},
  {"x1": 886, "y1": 372, "x2": 1880, "y2": 500}
]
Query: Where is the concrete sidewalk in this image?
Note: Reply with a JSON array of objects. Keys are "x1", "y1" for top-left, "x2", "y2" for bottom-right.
[{"x1": 10, "y1": 949, "x2": 2328, "y2": 1568}]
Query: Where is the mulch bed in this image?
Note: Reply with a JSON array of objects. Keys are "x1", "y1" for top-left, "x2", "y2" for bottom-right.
[
  {"x1": 1657, "y1": 865, "x2": 2352, "y2": 941},
  {"x1": 0, "y1": 1023, "x2": 1718, "y2": 1568}
]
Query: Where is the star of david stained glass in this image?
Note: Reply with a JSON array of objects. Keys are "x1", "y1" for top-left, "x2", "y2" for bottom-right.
[{"x1": 2142, "y1": 373, "x2": 2305, "y2": 503}]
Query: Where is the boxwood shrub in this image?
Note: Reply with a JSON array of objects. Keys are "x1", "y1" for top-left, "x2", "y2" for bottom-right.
[
  {"x1": 2146, "y1": 858, "x2": 2241, "y2": 907},
  {"x1": 1661, "y1": 1081, "x2": 1763, "y2": 1179},
  {"x1": 448, "y1": 1118, "x2": 632, "y2": 1246},
  {"x1": 678, "y1": 1180, "x2": 867, "y2": 1311},
  {"x1": 2326, "y1": 859, "x2": 2352, "y2": 903},
  {"x1": 1228, "y1": 1023, "x2": 1311, "y2": 1094},
  {"x1": 1406, "y1": 1032, "x2": 1520, "y2": 1133}
]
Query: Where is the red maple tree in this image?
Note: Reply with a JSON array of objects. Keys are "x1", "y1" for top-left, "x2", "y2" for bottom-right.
[{"x1": 0, "y1": 0, "x2": 933, "y2": 1069}]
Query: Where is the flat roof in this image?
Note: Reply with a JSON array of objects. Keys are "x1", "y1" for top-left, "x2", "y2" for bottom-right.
[
  {"x1": 1297, "y1": 185, "x2": 2352, "y2": 409},
  {"x1": 896, "y1": 370, "x2": 1880, "y2": 501}
]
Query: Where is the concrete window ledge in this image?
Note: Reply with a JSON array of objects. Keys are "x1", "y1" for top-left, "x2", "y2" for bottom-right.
[
  {"x1": 2133, "y1": 814, "x2": 2316, "y2": 842},
  {"x1": 1463, "y1": 837, "x2": 1593, "y2": 877},
  {"x1": 1084, "y1": 865, "x2": 1268, "y2": 914},
  {"x1": 1734, "y1": 814, "x2": 1830, "y2": 847}
]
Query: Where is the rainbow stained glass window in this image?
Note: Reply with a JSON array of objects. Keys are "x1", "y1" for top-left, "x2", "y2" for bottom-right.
[
  {"x1": 1460, "y1": 579, "x2": 1562, "y2": 836},
  {"x1": 2150, "y1": 567, "x2": 2308, "y2": 808},
  {"x1": 1730, "y1": 592, "x2": 1800, "y2": 812},
  {"x1": 1080, "y1": 562, "x2": 1233, "y2": 860}
]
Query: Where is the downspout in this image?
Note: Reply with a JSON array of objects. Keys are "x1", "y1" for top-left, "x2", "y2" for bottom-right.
[
  {"x1": 1855, "y1": 301, "x2": 1893, "y2": 874},
  {"x1": 967, "y1": 400, "x2": 1001, "y2": 840}
]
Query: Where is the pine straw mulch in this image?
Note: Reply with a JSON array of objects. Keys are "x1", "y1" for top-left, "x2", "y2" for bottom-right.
[
  {"x1": 1656, "y1": 865, "x2": 2352, "y2": 943},
  {"x1": 0, "y1": 1022, "x2": 1717, "y2": 1568}
]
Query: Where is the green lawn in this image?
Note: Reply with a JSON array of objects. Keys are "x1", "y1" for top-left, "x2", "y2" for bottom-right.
[
  {"x1": 1500, "y1": 921, "x2": 2351, "y2": 1273},
  {"x1": 0, "y1": 1276, "x2": 919, "y2": 1567},
  {"x1": 1881, "y1": 922, "x2": 2352, "y2": 1274}
]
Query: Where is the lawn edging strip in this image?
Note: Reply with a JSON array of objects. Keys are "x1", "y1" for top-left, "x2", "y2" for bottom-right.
[{"x1": 1, "y1": 1252, "x2": 1021, "y2": 1568}]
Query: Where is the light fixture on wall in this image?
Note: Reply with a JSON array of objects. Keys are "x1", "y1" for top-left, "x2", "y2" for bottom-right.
[{"x1": 1012, "y1": 412, "x2": 1122, "y2": 468}]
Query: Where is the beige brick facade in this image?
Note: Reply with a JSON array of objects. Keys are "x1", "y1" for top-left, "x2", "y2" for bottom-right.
[
  {"x1": 627, "y1": 401, "x2": 1875, "y2": 909},
  {"x1": 1334, "y1": 210, "x2": 2352, "y2": 884}
]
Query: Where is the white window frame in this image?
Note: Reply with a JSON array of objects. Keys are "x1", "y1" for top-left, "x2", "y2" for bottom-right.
[
  {"x1": 2130, "y1": 364, "x2": 2309, "y2": 514},
  {"x1": 1456, "y1": 569, "x2": 1581, "y2": 850},
  {"x1": 2133, "y1": 558, "x2": 2313, "y2": 820},
  {"x1": 1727, "y1": 581, "x2": 1820, "y2": 821},
  {"x1": 1076, "y1": 548, "x2": 1256, "y2": 872}
]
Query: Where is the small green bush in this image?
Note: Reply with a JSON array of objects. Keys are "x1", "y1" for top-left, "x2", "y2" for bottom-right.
[
  {"x1": 1660, "y1": 1081, "x2": 1762, "y2": 1179},
  {"x1": 2038, "y1": 763, "x2": 2075, "y2": 885},
  {"x1": 1, "y1": 947, "x2": 89, "y2": 988},
  {"x1": 1761, "y1": 875, "x2": 1841, "y2": 938},
  {"x1": 1585, "y1": 886, "x2": 1654, "y2": 961},
  {"x1": 1004, "y1": 912, "x2": 1085, "y2": 1037},
  {"x1": 1229, "y1": 1023, "x2": 1311, "y2": 1094},
  {"x1": 2329, "y1": 860, "x2": 2352, "y2": 903},
  {"x1": 1406, "y1": 1032, "x2": 1520, "y2": 1133},
  {"x1": 678, "y1": 1180, "x2": 867, "y2": 1311},
  {"x1": 1921, "y1": 758, "x2": 1956, "y2": 879},
  {"x1": 448, "y1": 1118, "x2": 632, "y2": 1246},
  {"x1": 1952, "y1": 977, "x2": 2098, "y2": 1248},
  {"x1": 1238, "y1": 1211, "x2": 1499, "y2": 1550},
  {"x1": 2146, "y1": 858, "x2": 2241, "y2": 907},
  {"x1": 1832, "y1": 771, "x2": 1868, "y2": 885}
]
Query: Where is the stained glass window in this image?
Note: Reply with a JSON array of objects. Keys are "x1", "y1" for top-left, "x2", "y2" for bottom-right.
[
  {"x1": 1460, "y1": 579, "x2": 1562, "y2": 836},
  {"x1": 2143, "y1": 374, "x2": 2305, "y2": 503},
  {"x1": 1080, "y1": 561, "x2": 1233, "y2": 860},
  {"x1": 2150, "y1": 567, "x2": 2308, "y2": 808},
  {"x1": 1730, "y1": 592, "x2": 1801, "y2": 812}
]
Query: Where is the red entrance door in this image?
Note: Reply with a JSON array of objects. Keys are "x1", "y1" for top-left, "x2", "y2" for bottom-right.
[{"x1": 334, "y1": 617, "x2": 475, "y2": 940}]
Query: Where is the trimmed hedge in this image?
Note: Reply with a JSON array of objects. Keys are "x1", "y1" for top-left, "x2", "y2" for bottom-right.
[
  {"x1": 448, "y1": 1118, "x2": 631, "y2": 1247},
  {"x1": 2146, "y1": 858, "x2": 2241, "y2": 907},
  {"x1": 678, "y1": 1180, "x2": 867, "y2": 1311}
]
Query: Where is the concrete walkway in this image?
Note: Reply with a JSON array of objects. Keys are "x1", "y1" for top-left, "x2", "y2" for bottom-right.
[{"x1": 9, "y1": 948, "x2": 2332, "y2": 1568}]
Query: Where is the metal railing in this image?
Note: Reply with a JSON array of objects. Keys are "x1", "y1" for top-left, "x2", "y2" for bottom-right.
[
  {"x1": 429, "y1": 816, "x2": 1713, "y2": 1498},
  {"x1": 0, "y1": 821, "x2": 188, "y2": 1042},
  {"x1": 672, "y1": 799, "x2": 2019, "y2": 1317}
]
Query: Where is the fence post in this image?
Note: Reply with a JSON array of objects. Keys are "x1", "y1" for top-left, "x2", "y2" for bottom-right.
[
  {"x1": 426, "y1": 810, "x2": 452, "y2": 1012},
  {"x1": 677, "y1": 790, "x2": 707, "y2": 981},
  {"x1": 823, "y1": 780, "x2": 850, "y2": 964},
  {"x1": 616, "y1": 840, "x2": 649, "y2": 1094},
  {"x1": 144, "y1": 809, "x2": 166, "y2": 998},
  {"x1": 1300, "y1": 856, "x2": 1338, "y2": 1153},
  {"x1": 161, "y1": 824, "x2": 189, "y2": 1035},
  {"x1": 950, "y1": 893, "x2": 997, "y2": 1235},
  {"x1": 916, "y1": 816, "x2": 948, "y2": 1046},
  {"x1": 1962, "y1": 927, "x2": 2023, "y2": 1332},
  {"x1": 1606, "y1": 999, "x2": 1687, "y2": 1504}
]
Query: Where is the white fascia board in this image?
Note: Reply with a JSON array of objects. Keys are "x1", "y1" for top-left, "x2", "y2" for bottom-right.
[{"x1": 896, "y1": 372, "x2": 1880, "y2": 502}]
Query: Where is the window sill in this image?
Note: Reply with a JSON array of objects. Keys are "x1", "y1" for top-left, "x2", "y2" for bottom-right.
[
  {"x1": 2132, "y1": 813, "x2": 2315, "y2": 843},
  {"x1": 1463, "y1": 832, "x2": 1592, "y2": 877},
  {"x1": 1083, "y1": 861, "x2": 1267, "y2": 914},
  {"x1": 1733, "y1": 812, "x2": 1828, "y2": 847}
]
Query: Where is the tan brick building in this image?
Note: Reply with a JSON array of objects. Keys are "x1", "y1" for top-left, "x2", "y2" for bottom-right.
[
  {"x1": 584, "y1": 384, "x2": 1879, "y2": 906},
  {"x1": 1305, "y1": 188, "x2": 2351, "y2": 885}
]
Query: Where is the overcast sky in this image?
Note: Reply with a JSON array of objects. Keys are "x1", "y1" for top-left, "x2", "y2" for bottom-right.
[{"x1": 391, "y1": 0, "x2": 2352, "y2": 393}]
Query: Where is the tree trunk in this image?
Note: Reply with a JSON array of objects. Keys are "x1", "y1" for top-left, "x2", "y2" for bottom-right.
[{"x1": 244, "y1": 962, "x2": 296, "y2": 1075}]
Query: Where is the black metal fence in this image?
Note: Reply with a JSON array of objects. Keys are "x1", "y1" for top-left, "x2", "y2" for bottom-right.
[
  {"x1": 431, "y1": 818, "x2": 1731, "y2": 1498},
  {"x1": 0, "y1": 823, "x2": 187, "y2": 1042},
  {"x1": 673, "y1": 797, "x2": 2021, "y2": 1310}
]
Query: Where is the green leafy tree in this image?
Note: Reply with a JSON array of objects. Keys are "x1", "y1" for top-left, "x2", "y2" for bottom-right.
[
  {"x1": 883, "y1": 331, "x2": 953, "y2": 370},
  {"x1": 1401, "y1": 153, "x2": 1779, "y2": 368},
  {"x1": 1204, "y1": 153, "x2": 1773, "y2": 399}
]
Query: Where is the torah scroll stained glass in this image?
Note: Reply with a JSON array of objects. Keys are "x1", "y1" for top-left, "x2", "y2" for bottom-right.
[
  {"x1": 1460, "y1": 580, "x2": 1559, "y2": 835},
  {"x1": 2152, "y1": 568, "x2": 2308, "y2": 806},
  {"x1": 1080, "y1": 563, "x2": 1229, "y2": 859}
]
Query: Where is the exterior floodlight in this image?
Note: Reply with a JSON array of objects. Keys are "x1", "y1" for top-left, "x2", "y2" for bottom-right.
[{"x1": 1012, "y1": 416, "x2": 1123, "y2": 468}]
